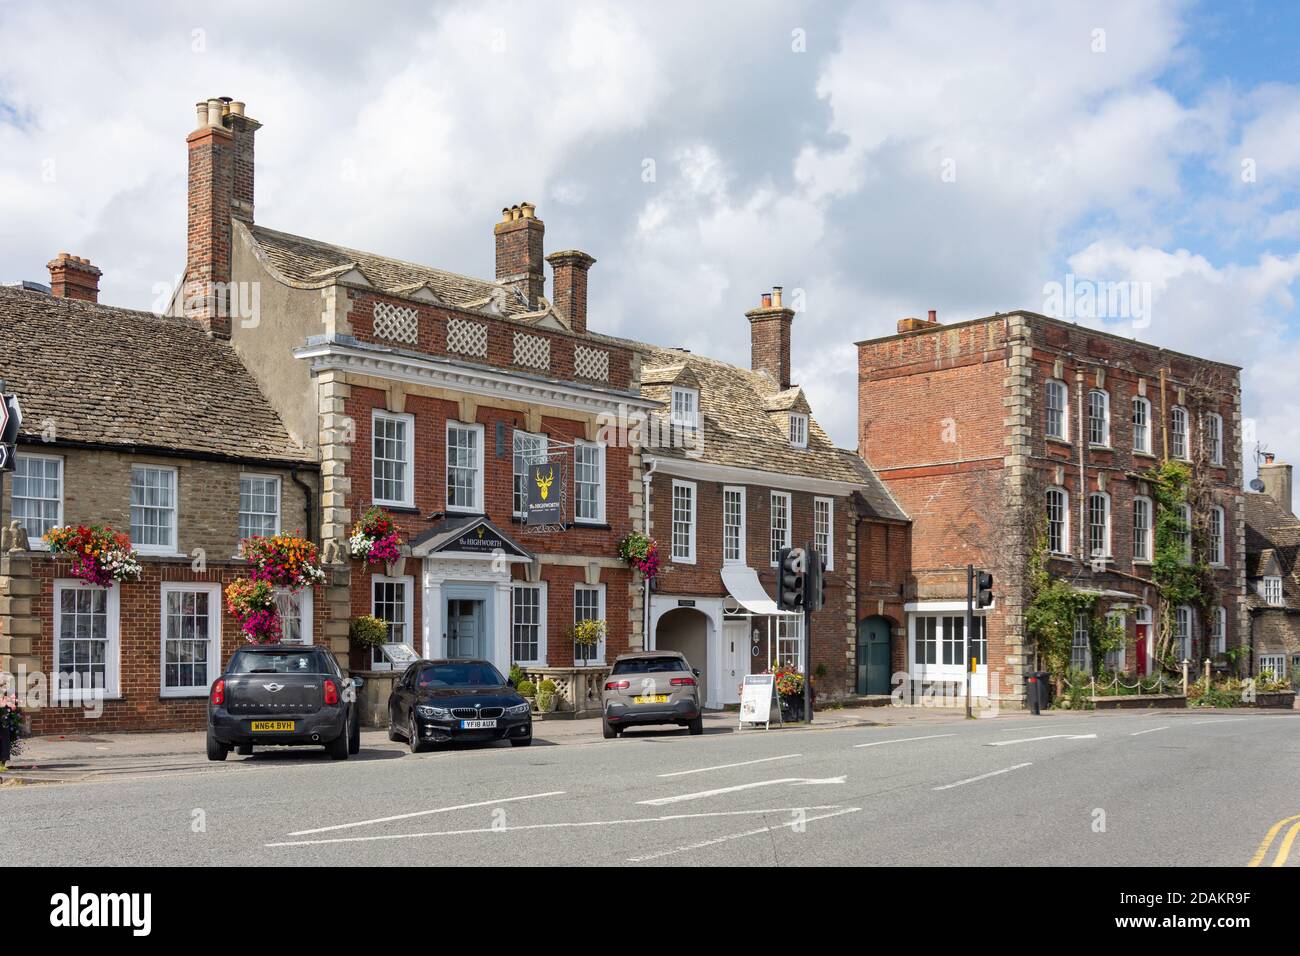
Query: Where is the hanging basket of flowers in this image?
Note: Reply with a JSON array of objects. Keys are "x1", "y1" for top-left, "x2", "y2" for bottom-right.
[
  {"x1": 239, "y1": 533, "x2": 326, "y2": 589},
  {"x1": 225, "y1": 577, "x2": 282, "y2": 644},
  {"x1": 772, "y1": 663, "x2": 805, "y2": 698},
  {"x1": 43, "y1": 525, "x2": 142, "y2": 587},
  {"x1": 617, "y1": 532, "x2": 660, "y2": 579},
  {"x1": 348, "y1": 507, "x2": 404, "y2": 567}
]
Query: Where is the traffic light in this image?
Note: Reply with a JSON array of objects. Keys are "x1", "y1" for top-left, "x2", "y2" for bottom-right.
[
  {"x1": 804, "y1": 547, "x2": 827, "y2": 612},
  {"x1": 777, "y1": 547, "x2": 806, "y2": 610},
  {"x1": 975, "y1": 570, "x2": 994, "y2": 608}
]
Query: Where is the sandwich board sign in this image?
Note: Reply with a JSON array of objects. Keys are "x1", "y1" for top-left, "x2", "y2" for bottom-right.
[{"x1": 739, "y1": 673, "x2": 780, "y2": 730}]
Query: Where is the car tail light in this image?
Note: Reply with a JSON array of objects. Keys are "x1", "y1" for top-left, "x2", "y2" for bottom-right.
[
  {"x1": 323, "y1": 679, "x2": 339, "y2": 705},
  {"x1": 605, "y1": 680, "x2": 630, "y2": 690},
  {"x1": 210, "y1": 679, "x2": 225, "y2": 706},
  {"x1": 670, "y1": 677, "x2": 696, "y2": 686}
]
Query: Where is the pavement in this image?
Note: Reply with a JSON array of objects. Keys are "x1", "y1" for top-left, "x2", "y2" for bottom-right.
[{"x1": 3, "y1": 706, "x2": 1299, "y2": 866}]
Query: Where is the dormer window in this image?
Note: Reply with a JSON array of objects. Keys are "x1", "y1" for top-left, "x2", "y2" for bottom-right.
[
  {"x1": 1263, "y1": 576, "x2": 1283, "y2": 606},
  {"x1": 671, "y1": 386, "x2": 700, "y2": 430},
  {"x1": 789, "y1": 413, "x2": 808, "y2": 449}
]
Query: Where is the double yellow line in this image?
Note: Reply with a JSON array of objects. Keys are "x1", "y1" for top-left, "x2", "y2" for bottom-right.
[{"x1": 1249, "y1": 814, "x2": 1300, "y2": 866}]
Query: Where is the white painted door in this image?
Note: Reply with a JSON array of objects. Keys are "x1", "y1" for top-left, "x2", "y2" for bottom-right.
[{"x1": 721, "y1": 622, "x2": 749, "y2": 706}]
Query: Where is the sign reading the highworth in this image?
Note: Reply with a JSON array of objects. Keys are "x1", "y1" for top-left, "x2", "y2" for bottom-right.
[{"x1": 526, "y1": 461, "x2": 561, "y2": 526}]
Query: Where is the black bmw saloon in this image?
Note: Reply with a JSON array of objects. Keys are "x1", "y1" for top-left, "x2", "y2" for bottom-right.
[{"x1": 387, "y1": 659, "x2": 533, "y2": 752}]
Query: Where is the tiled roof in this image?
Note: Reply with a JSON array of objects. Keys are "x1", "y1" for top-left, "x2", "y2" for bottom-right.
[
  {"x1": 636, "y1": 346, "x2": 907, "y2": 521},
  {"x1": 247, "y1": 223, "x2": 536, "y2": 318},
  {"x1": 0, "y1": 286, "x2": 311, "y2": 463},
  {"x1": 1244, "y1": 492, "x2": 1300, "y2": 610}
]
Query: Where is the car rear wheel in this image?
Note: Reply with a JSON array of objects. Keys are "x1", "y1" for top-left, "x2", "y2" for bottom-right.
[
  {"x1": 326, "y1": 727, "x2": 349, "y2": 760},
  {"x1": 408, "y1": 713, "x2": 427, "y2": 754},
  {"x1": 602, "y1": 718, "x2": 618, "y2": 739},
  {"x1": 688, "y1": 717, "x2": 704, "y2": 736},
  {"x1": 236, "y1": 743, "x2": 253, "y2": 756},
  {"x1": 206, "y1": 729, "x2": 229, "y2": 762},
  {"x1": 348, "y1": 709, "x2": 361, "y2": 755}
]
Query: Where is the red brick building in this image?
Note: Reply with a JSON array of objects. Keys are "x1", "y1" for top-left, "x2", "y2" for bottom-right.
[{"x1": 858, "y1": 311, "x2": 1245, "y2": 706}]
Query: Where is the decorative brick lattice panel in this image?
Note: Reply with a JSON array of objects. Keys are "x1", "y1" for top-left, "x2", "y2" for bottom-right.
[
  {"x1": 447, "y1": 318, "x2": 488, "y2": 358},
  {"x1": 373, "y1": 301, "x2": 419, "y2": 345},
  {"x1": 513, "y1": 332, "x2": 551, "y2": 370},
  {"x1": 573, "y1": 345, "x2": 610, "y2": 382}
]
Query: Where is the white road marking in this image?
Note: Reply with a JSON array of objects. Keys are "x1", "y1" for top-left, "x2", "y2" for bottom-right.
[
  {"x1": 286, "y1": 790, "x2": 566, "y2": 836},
  {"x1": 266, "y1": 806, "x2": 846, "y2": 847},
  {"x1": 626, "y1": 807, "x2": 863, "y2": 863},
  {"x1": 853, "y1": 734, "x2": 956, "y2": 749},
  {"x1": 985, "y1": 733, "x2": 1097, "y2": 747},
  {"x1": 1129, "y1": 726, "x2": 1170, "y2": 736},
  {"x1": 658, "y1": 754, "x2": 803, "y2": 777},
  {"x1": 933, "y1": 763, "x2": 1033, "y2": 791},
  {"x1": 638, "y1": 776, "x2": 846, "y2": 806},
  {"x1": 1185, "y1": 717, "x2": 1249, "y2": 725}
]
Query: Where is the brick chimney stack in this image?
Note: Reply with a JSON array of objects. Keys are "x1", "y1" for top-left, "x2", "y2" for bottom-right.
[
  {"x1": 46, "y1": 253, "x2": 102, "y2": 303},
  {"x1": 495, "y1": 203, "x2": 546, "y2": 310},
  {"x1": 1260, "y1": 452, "x2": 1295, "y2": 517},
  {"x1": 546, "y1": 249, "x2": 595, "y2": 333},
  {"x1": 745, "y1": 286, "x2": 795, "y2": 389},
  {"x1": 186, "y1": 96, "x2": 260, "y2": 338}
]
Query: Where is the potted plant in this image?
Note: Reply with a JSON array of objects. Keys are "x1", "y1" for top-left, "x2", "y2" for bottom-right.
[
  {"x1": 240, "y1": 533, "x2": 327, "y2": 589},
  {"x1": 0, "y1": 691, "x2": 23, "y2": 768},
  {"x1": 43, "y1": 524, "x2": 142, "y2": 587},
  {"x1": 349, "y1": 506, "x2": 404, "y2": 573},
  {"x1": 517, "y1": 679, "x2": 537, "y2": 708},
  {"x1": 617, "y1": 532, "x2": 660, "y2": 579},
  {"x1": 572, "y1": 618, "x2": 606, "y2": 666},
  {"x1": 536, "y1": 678, "x2": 559, "y2": 714},
  {"x1": 773, "y1": 664, "x2": 806, "y2": 720},
  {"x1": 349, "y1": 615, "x2": 389, "y2": 653},
  {"x1": 224, "y1": 577, "x2": 282, "y2": 644}
]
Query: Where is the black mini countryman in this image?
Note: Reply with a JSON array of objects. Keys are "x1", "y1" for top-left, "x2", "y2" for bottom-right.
[
  {"x1": 388, "y1": 659, "x2": 533, "y2": 752},
  {"x1": 207, "y1": 644, "x2": 363, "y2": 761}
]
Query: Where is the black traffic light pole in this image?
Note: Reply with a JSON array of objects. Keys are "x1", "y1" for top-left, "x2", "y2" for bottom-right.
[
  {"x1": 965, "y1": 564, "x2": 974, "y2": 719},
  {"x1": 804, "y1": 554, "x2": 813, "y2": 725}
]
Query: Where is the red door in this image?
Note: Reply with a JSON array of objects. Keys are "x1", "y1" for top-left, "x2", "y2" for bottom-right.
[{"x1": 1135, "y1": 624, "x2": 1149, "y2": 676}]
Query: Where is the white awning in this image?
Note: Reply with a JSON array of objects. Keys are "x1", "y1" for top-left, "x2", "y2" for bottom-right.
[{"x1": 721, "y1": 566, "x2": 786, "y2": 617}]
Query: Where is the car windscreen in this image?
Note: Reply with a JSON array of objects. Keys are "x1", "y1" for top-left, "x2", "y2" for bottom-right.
[
  {"x1": 416, "y1": 662, "x2": 506, "y2": 688},
  {"x1": 611, "y1": 656, "x2": 688, "y2": 675},
  {"x1": 229, "y1": 651, "x2": 325, "y2": 674}
]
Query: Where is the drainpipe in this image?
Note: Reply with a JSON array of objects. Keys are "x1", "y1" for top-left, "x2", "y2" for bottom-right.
[
  {"x1": 1076, "y1": 370, "x2": 1087, "y2": 563},
  {"x1": 641, "y1": 456, "x2": 658, "y2": 650},
  {"x1": 290, "y1": 465, "x2": 315, "y2": 544}
]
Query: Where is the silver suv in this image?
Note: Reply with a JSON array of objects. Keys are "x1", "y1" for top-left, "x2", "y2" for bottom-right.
[{"x1": 601, "y1": 651, "x2": 703, "y2": 738}]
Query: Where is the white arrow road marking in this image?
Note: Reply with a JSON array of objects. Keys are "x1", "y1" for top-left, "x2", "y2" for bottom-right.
[
  {"x1": 286, "y1": 790, "x2": 565, "y2": 836},
  {"x1": 638, "y1": 776, "x2": 846, "y2": 806},
  {"x1": 626, "y1": 807, "x2": 863, "y2": 863},
  {"x1": 985, "y1": 733, "x2": 1097, "y2": 746},
  {"x1": 266, "y1": 807, "x2": 846, "y2": 848},
  {"x1": 658, "y1": 754, "x2": 803, "y2": 778},
  {"x1": 1129, "y1": 726, "x2": 1169, "y2": 736},
  {"x1": 933, "y1": 763, "x2": 1033, "y2": 791},
  {"x1": 854, "y1": 733, "x2": 956, "y2": 749}
]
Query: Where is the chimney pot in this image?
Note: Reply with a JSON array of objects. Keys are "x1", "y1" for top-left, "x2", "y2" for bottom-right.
[
  {"x1": 229, "y1": 100, "x2": 245, "y2": 117},
  {"x1": 761, "y1": 293, "x2": 772, "y2": 308},
  {"x1": 928, "y1": 309, "x2": 937, "y2": 323},
  {"x1": 206, "y1": 98, "x2": 224, "y2": 127},
  {"x1": 772, "y1": 286, "x2": 783, "y2": 308}
]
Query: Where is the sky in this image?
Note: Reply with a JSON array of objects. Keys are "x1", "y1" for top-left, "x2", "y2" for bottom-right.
[{"x1": 1, "y1": 0, "x2": 1298, "y2": 507}]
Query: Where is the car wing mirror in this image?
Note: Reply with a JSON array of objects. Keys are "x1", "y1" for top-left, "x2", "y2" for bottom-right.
[
  {"x1": 507, "y1": 677, "x2": 516, "y2": 688},
  {"x1": 692, "y1": 668, "x2": 701, "y2": 677}
]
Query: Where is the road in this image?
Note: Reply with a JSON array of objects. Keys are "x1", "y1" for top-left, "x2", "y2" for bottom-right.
[{"x1": 4, "y1": 710, "x2": 1299, "y2": 866}]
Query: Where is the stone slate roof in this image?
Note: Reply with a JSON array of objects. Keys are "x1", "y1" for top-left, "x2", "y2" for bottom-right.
[
  {"x1": 248, "y1": 224, "x2": 535, "y2": 317},
  {"x1": 636, "y1": 345, "x2": 908, "y2": 522},
  {"x1": 0, "y1": 285, "x2": 311, "y2": 464},
  {"x1": 1244, "y1": 492, "x2": 1300, "y2": 611}
]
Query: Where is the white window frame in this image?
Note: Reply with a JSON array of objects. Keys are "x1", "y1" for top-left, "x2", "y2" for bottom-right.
[
  {"x1": 1132, "y1": 495, "x2": 1153, "y2": 563},
  {"x1": 814, "y1": 496, "x2": 834, "y2": 571},
  {"x1": 1204, "y1": 412, "x2": 1224, "y2": 466},
  {"x1": 510, "y1": 582, "x2": 547, "y2": 666},
  {"x1": 789, "y1": 413, "x2": 809, "y2": 449},
  {"x1": 1071, "y1": 612, "x2": 1092, "y2": 672},
  {"x1": 1087, "y1": 389, "x2": 1110, "y2": 447},
  {"x1": 1262, "y1": 576, "x2": 1283, "y2": 606},
  {"x1": 1259, "y1": 654, "x2": 1287, "y2": 679},
  {"x1": 1046, "y1": 487, "x2": 1070, "y2": 555},
  {"x1": 573, "y1": 583, "x2": 606, "y2": 665},
  {"x1": 574, "y1": 440, "x2": 606, "y2": 525},
  {"x1": 159, "y1": 582, "x2": 222, "y2": 698},
  {"x1": 512, "y1": 430, "x2": 547, "y2": 518},
  {"x1": 670, "y1": 386, "x2": 701, "y2": 430},
  {"x1": 670, "y1": 479, "x2": 696, "y2": 564},
  {"x1": 130, "y1": 464, "x2": 179, "y2": 555},
  {"x1": 12, "y1": 452, "x2": 63, "y2": 547},
  {"x1": 1212, "y1": 606, "x2": 1227, "y2": 656},
  {"x1": 1045, "y1": 379, "x2": 1069, "y2": 441},
  {"x1": 1087, "y1": 491, "x2": 1111, "y2": 560},
  {"x1": 770, "y1": 491, "x2": 792, "y2": 567},
  {"x1": 1175, "y1": 605, "x2": 1194, "y2": 661},
  {"x1": 53, "y1": 579, "x2": 120, "y2": 702},
  {"x1": 446, "y1": 420, "x2": 485, "y2": 513},
  {"x1": 1171, "y1": 406, "x2": 1190, "y2": 461},
  {"x1": 1208, "y1": 505, "x2": 1225, "y2": 567},
  {"x1": 1179, "y1": 502, "x2": 1193, "y2": 563},
  {"x1": 238, "y1": 473, "x2": 282, "y2": 540},
  {"x1": 1132, "y1": 396, "x2": 1152, "y2": 454},
  {"x1": 722, "y1": 485, "x2": 747, "y2": 566},
  {"x1": 1104, "y1": 610, "x2": 1126, "y2": 672},
  {"x1": 274, "y1": 587, "x2": 315, "y2": 645},
  {"x1": 371, "y1": 574, "x2": 415, "y2": 670},
  {"x1": 371, "y1": 409, "x2": 415, "y2": 508}
]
